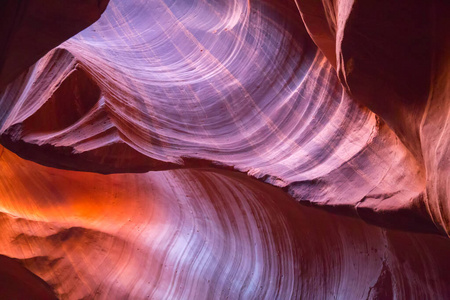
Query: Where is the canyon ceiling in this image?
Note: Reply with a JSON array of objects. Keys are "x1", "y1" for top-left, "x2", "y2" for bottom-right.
[{"x1": 0, "y1": 0, "x2": 449, "y2": 299}]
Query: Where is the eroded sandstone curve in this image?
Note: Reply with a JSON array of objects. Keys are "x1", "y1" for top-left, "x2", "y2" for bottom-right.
[
  {"x1": 0, "y1": 0, "x2": 109, "y2": 89},
  {"x1": 0, "y1": 0, "x2": 434, "y2": 232},
  {"x1": 0, "y1": 147, "x2": 450, "y2": 299},
  {"x1": 1, "y1": 0, "x2": 450, "y2": 297},
  {"x1": 295, "y1": 0, "x2": 450, "y2": 234}
]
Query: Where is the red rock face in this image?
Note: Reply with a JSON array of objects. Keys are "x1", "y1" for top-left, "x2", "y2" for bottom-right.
[
  {"x1": 0, "y1": 0, "x2": 109, "y2": 89},
  {"x1": 0, "y1": 0, "x2": 450, "y2": 298},
  {"x1": 295, "y1": 0, "x2": 450, "y2": 235}
]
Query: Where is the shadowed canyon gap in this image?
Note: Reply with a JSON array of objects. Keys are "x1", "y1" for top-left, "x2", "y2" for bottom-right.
[{"x1": 0, "y1": 0, "x2": 450, "y2": 299}]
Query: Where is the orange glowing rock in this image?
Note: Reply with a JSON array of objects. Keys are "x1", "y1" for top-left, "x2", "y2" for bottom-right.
[
  {"x1": 1, "y1": 147, "x2": 450, "y2": 298},
  {"x1": 1, "y1": 0, "x2": 450, "y2": 298}
]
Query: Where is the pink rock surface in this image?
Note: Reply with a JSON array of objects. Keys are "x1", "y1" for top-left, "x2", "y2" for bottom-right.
[
  {"x1": 0, "y1": 0, "x2": 434, "y2": 232},
  {"x1": 295, "y1": 0, "x2": 450, "y2": 235},
  {"x1": 1, "y1": 146, "x2": 450, "y2": 299},
  {"x1": 1, "y1": 0, "x2": 450, "y2": 298}
]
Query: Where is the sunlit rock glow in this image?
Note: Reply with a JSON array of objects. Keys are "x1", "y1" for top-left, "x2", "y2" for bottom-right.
[{"x1": 0, "y1": 0, "x2": 449, "y2": 298}]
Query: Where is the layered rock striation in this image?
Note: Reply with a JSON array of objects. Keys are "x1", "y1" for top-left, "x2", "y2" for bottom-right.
[
  {"x1": 1, "y1": 0, "x2": 450, "y2": 298},
  {"x1": 1, "y1": 146, "x2": 450, "y2": 299}
]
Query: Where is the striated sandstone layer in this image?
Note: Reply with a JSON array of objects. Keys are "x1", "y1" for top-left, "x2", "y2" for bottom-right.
[
  {"x1": 1, "y1": 0, "x2": 450, "y2": 298},
  {"x1": 295, "y1": 0, "x2": 450, "y2": 234},
  {"x1": 0, "y1": 0, "x2": 439, "y2": 233},
  {"x1": 1, "y1": 146, "x2": 450, "y2": 299}
]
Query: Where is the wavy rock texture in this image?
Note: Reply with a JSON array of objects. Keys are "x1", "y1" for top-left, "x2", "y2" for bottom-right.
[
  {"x1": 1, "y1": 146, "x2": 450, "y2": 299},
  {"x1": 1, "y1": 0, "x2": 450, "y2": 298},
  {"x1": 295, "y1": 0, "x2": 450, "y2": 234},
  {"x1": 0, "y1": 0, "x2": 437, "y2": 232}
]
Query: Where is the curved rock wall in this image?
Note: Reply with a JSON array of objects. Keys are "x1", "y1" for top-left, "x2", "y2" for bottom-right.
[
  {"x1": 1, "y1": 147, "x2": 450, "y2": 299},
  {"x1": 0, "y1": 0, "x2": 109, "y2": 89},
  {"x1": 0, "y1": 0, "x2": 436, "y2": 232},
  {"x1": 1, "y1": 0, "x2": 450, "y2": 298},
  {"x1": 295, "y1": 0, "x2": 450, "y2": 234}
]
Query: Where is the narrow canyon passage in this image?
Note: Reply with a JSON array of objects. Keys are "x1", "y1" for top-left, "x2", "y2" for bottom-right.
[{"x1": 0, "y1": 0, "x2": 449, "y2": 299}]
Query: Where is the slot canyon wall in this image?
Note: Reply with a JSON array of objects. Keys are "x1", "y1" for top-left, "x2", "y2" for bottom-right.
[{"x1": 0, "y1": 0, "x2": 449, "y2": 299}]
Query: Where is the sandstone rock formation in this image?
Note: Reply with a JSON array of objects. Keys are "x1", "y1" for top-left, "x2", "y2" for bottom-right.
[
  {"x1": 0, "y1": 0, "x2": 109, "y2": 89},
  {"x1": 2, "y1": 146, "x2": 450, "y2": 299},
  {"x1": 0, "y1": 0, "x2": 449, "y2": 299}
]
